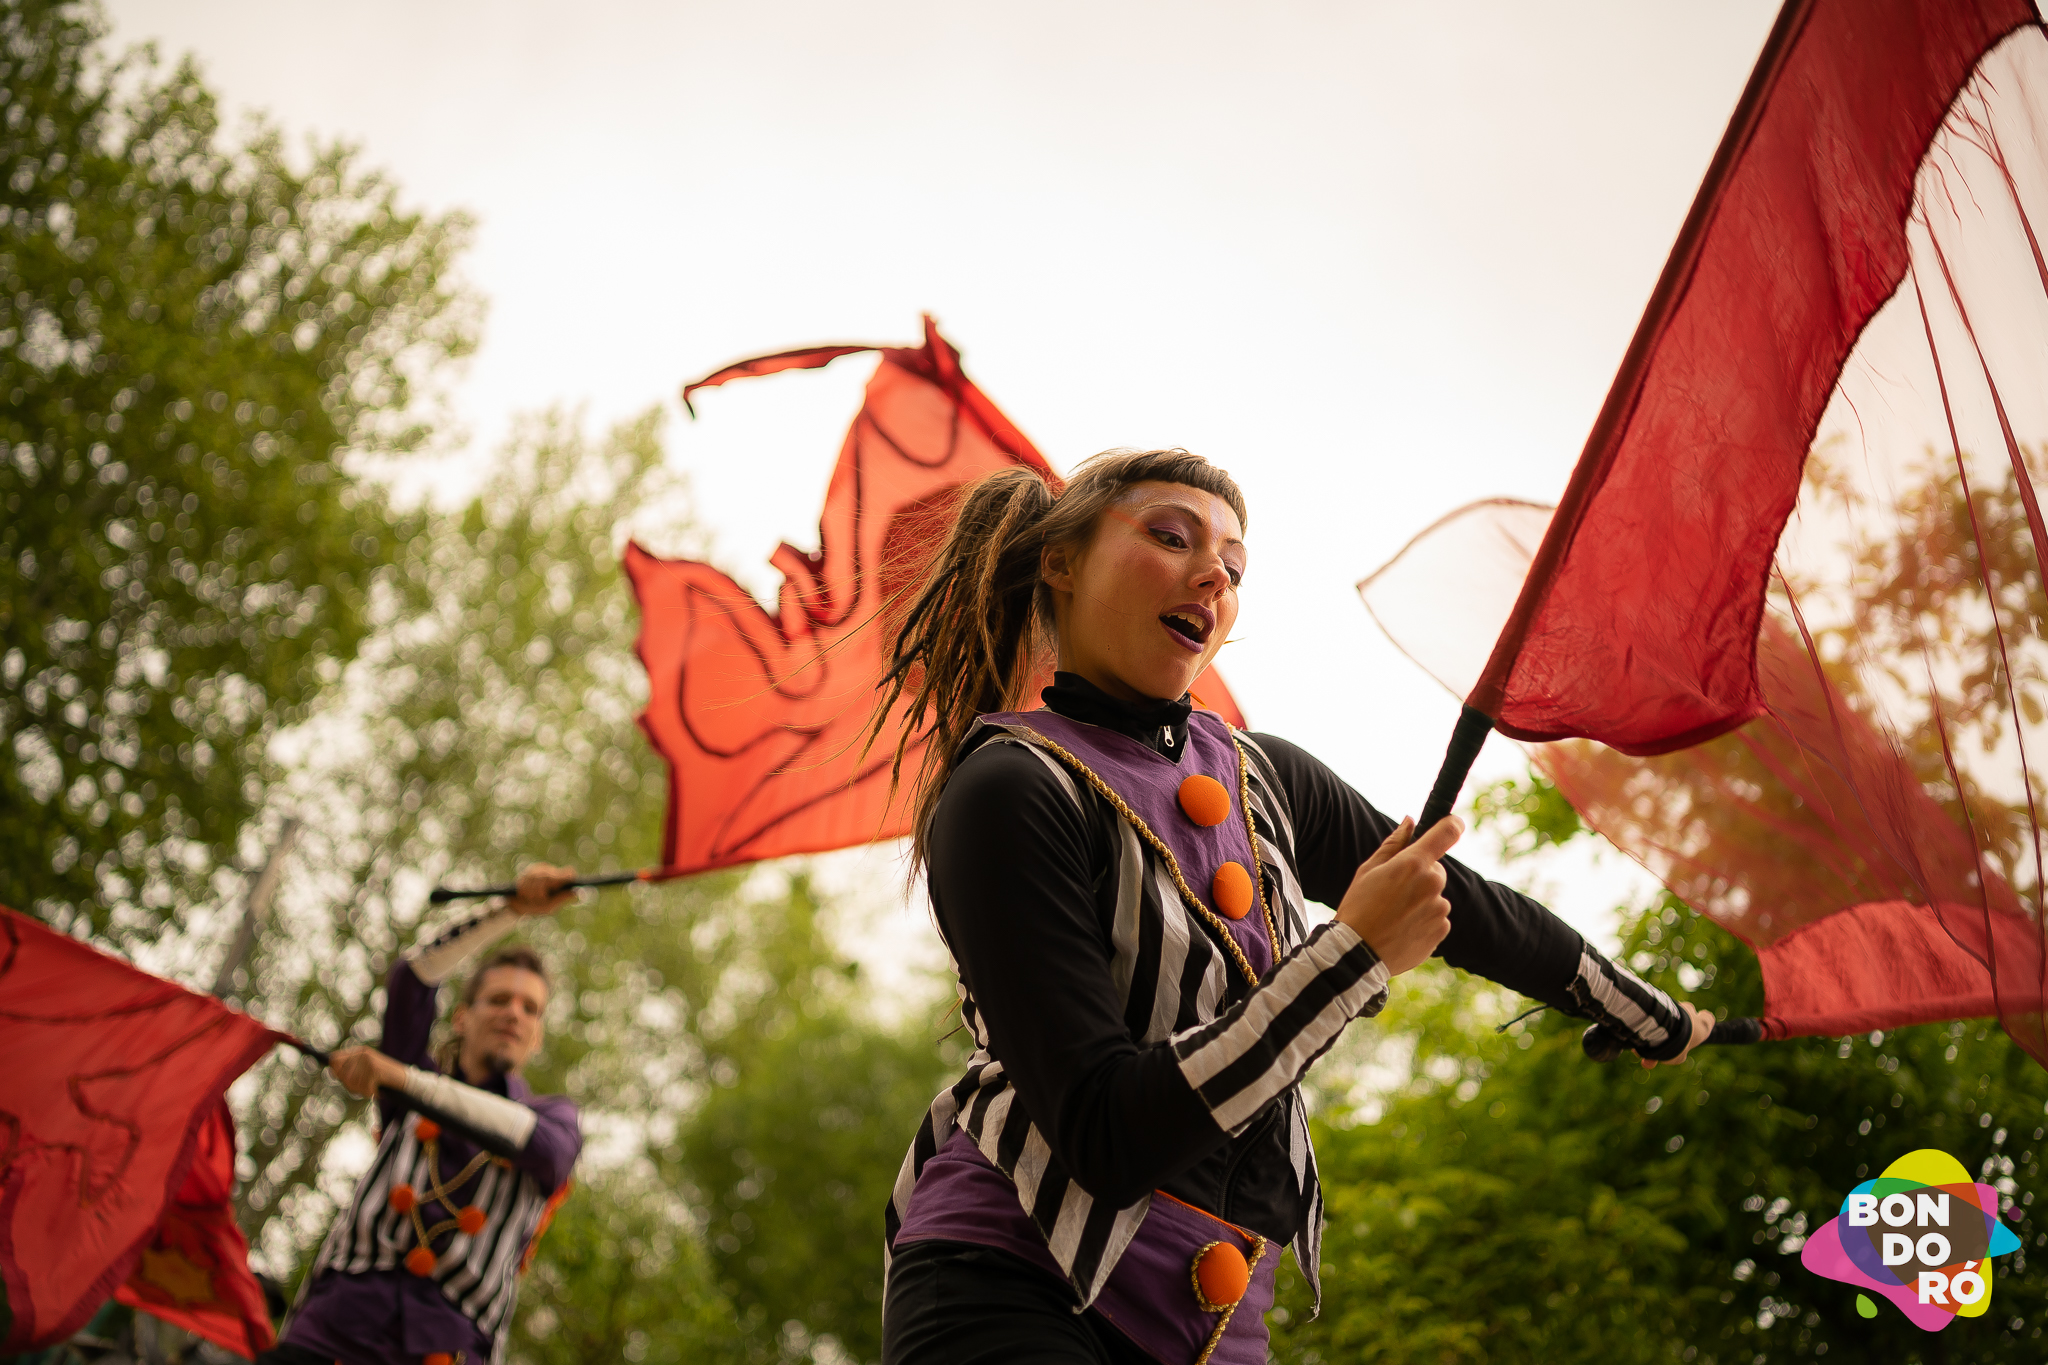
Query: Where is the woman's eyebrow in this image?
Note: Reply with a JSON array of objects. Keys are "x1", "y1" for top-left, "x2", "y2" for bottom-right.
[{"x1": 1138, "y1": 501, "x2": 1245, "y2": 548}]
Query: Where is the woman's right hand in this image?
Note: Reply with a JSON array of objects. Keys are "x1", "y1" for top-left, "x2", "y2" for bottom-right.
[{"x1": 1334, "y1": 816, "x2": 1461, "y2": 975}]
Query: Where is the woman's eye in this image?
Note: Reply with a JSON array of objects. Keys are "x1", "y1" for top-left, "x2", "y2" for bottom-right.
[
  {"x1": 1226, "y1": 566, "x2": 1243, "y2": 586},
  {"x1": 1153, "y1": 528, "x2": 1188, "y2": 549}
]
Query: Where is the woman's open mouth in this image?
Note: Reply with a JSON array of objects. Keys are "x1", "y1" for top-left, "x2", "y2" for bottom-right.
[{"x1": 1160, "y1": 605, "x2": 1214, "y2": 653}]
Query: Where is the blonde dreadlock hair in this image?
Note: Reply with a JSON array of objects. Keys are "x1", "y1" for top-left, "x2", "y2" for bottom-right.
[{"x1": 867, "y1": 448, "x2": 1248, "y2": 876}]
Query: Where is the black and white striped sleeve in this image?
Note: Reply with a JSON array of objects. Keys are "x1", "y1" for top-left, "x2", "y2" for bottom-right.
[
  {"x1": 1248, "y1": 731, "x2": 1690, "y2": 1061},
  {"x1": 1170, "y1": 920, "x2": 1389, "y2": 1134},
  {"x1": 1566, "y1": 948, "x2": 1690, "y2": 1061},
  {"x1": 406, "y1": 903, "x2": 523, "y2": 985},
  {"x1": 928, "y1": 742, "x2": 1393, "y2": 1206}
]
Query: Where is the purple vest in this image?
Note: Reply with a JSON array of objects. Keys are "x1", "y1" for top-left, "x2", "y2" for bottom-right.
[
  {"x1": 980, "y1": 707, "x2": 1275, "y2": 979},
  {"x1": 895, "y1": 707, "x2": 1279, "y2": 1365}
]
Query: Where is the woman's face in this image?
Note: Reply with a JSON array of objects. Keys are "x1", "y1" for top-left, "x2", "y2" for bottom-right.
[{"x1": 1043, "y1": 480, "x2": 1246, "y2": 704}]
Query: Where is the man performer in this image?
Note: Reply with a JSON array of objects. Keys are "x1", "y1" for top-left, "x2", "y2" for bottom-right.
[{"x1": 259, "y1": 865, "x2": 584, "y2": 1365}]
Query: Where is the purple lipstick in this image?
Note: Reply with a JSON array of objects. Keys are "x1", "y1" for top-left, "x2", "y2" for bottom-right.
[{"x1": 1159, "y1": 602, "x2": 1214, "y2": 653}]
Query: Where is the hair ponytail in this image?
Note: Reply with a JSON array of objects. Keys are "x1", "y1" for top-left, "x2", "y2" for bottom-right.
[{"x1": 868, "y1": 448, "x2": 1247, "y2": 877}]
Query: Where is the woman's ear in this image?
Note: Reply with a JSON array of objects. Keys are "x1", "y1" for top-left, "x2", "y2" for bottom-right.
[{"x1": 1041, "y1": 539, "x2": 1075, "y2": 594}]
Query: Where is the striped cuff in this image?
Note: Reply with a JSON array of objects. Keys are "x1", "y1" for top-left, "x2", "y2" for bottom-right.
[
  {"x1": 407, "y1": 905, "x2": 522, "y2": 986},
  {"x1": 401, "y1": 1066, "x2": 538, "y2": 1150},
  {"x1": 1170, "y1": 920, "x2": 1389, "y2": 1135},
  {"x1": 1567, "y1": 949, "x2": 1687, "y2": 1061}
]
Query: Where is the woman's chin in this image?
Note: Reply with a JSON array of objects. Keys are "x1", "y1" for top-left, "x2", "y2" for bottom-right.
[{"x1": 1120, "y1": 658, "x2": 1203, "y2": 703}]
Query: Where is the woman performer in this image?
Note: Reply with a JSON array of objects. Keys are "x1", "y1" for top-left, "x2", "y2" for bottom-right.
[{"x1": 874, "y1": 449, "x2": 1712, "y2": 1365}]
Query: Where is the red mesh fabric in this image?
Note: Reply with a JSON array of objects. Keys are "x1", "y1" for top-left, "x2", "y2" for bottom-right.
[
  {"x1": 631, "y1": 318, "x2": 1244, "y2": 876},
  {"x1": 1474, "y1": 0, "x2": 2039, "y2": 754},
  {"x1": 0, "y1": 908, "x2": 283, "y2": 1352},
  {"x1": 1361, "y1": 14, "x2": 2048, "y2": 1064}
]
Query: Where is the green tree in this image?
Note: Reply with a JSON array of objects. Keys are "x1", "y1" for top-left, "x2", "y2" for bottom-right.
[
  {"x1": 508, "y1": 1171, "x2": 747, "y2": 1365},
  {"x1": 187, "y1": 404, "x2": 943, "y2": 1365},
  {"x1": 671, "y1": 875, "x2": 963, "y2": 1364},
  {"x1": 1272, "y1": 775, "x2": 2046, "y2": 1364},
  {"x1": 222, "y1": 407, "x2": 705, "y2": 1267},
  {"x1": 0, "y1": 0, "x2": 476, "y2": 945}
]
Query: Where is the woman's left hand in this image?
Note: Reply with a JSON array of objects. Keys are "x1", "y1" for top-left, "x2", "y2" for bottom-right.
[{"x1": 1641, "y1": 1002, "x2": 1716, "y2": 1068}]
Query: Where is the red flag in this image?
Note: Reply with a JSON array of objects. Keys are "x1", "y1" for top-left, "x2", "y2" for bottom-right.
[
  {"x1": 0, "y1": 907, "x2": 283, "y2": 1353},
  {"x1": 1366, "y1": 0, "x2": 2048, "y2": 1062},
  {"x1": 1472, "y1": 0, "x2": 2038, "y2": 753},
  {"x1": 113, "y1": 1102, "x2": 275, "y2": 1357},
  {"x1": 630, "y1": 316, "x2": 1244, "y2": 876}
]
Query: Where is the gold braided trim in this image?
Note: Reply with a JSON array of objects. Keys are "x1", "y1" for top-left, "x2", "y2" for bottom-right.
[
  {"x1": 403, "y1": 1134, "x2": 494, "y2": 1252},
  {"x1": 1001, "y1": 725, "x2": 1282, "y2": 989},
  {"x1": 1193, "y1": 1235, "x2": 1268, "y2": 1365}
]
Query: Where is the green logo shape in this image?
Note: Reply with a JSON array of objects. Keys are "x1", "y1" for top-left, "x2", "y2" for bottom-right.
[{"x1": 1856, "y1": 1293, "x2": 1878, "y2": 1319}]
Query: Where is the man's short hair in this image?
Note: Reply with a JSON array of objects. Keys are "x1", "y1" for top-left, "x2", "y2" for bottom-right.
[{"x1": 461, "y1": 945, "x2": 549, "y2": 1005}]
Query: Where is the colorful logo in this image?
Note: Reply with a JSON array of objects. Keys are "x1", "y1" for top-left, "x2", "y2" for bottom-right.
[{"x1": 1800, "y1": 1148, "x2": 2022, "y2": 1331}]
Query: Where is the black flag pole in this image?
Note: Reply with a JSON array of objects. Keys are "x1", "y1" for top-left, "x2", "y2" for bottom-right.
[
  {"x1": 1416, "y1": 703, "x2": 1496, "y2": 835},
  {"x1": 283, "y1": 1035, "x2": 331, "y2": 1066},
  {"x1": 1582, "y1": 1017, "x2": 1765, "y2": 1061},
  {"x1": 1414, "y1": 701, "x2": 1765, "y2": 1056},
  {"x1": 427, "y1": 869, "x2": 655, "y2": 905}
]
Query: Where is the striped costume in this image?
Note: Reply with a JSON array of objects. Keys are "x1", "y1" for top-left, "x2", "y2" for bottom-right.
[
  {"x1": 307, "y1": 1108, "x2": 563, "y2": 1344},
  {"x1": 886, "y1": 694, "x2": 1685, "y2": 1360},
  {"x1": 279, "y1": 907, "x2": 580, "y2": 1365}
]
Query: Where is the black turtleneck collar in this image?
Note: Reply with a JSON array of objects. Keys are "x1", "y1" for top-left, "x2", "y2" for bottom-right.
[{"x1": 1041, "y1": 671, "x2": 1193, "y2": 762}]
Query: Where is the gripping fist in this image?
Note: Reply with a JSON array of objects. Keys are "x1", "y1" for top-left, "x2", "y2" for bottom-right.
[
  {"x1": 1334, "y1": 816, "x2": 1462, "y2": 975},
  {"x1": 329, "y1": 1045, "x2": 406, "y2": 1098},
  {"x1": 509, "y1": 862, "x2": 577, "y2": 918}
]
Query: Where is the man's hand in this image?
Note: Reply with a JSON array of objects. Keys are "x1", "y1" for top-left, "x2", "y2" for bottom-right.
[
  {"x1": 329, "y1": 1046, "x2": 409, "y2": 1098},
  {"x1": 1641, "y1": 1002, "x2": 1716, "y2": 1068},
  {"x1": 509, "y1": 862, "x2": 577, "y2": 918},
  {"x1": 1334, "y1": 816, "x2": 1461, "y2": 976}
]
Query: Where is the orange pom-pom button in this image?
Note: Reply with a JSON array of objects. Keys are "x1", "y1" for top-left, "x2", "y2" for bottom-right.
[
  {"x1": 1177, "y1": 775, "x2": 1231, "y2": 827},
  {"x1": 413, "y1": 1118, "x2": 441, "y2": 1142},
  {"x1": 457, "y1": 1204, "x2": 488, "y2": 1235},
  {"x1": 424, "y1": 1355, "x2": 455, "y2": 1365},
  {"x1": 1191, "y1": 1240, "x2": 1249, "y2": 1311},
  {"x1": 1211, "y1": 862, "x2": 1254, "y2": 920},
  {"x1": 388, "y1": 1183, "x2": 418, "y2": 1213},
  {"x1": 405, "y1": 1246, "x2": 438, "y2": 1277}
]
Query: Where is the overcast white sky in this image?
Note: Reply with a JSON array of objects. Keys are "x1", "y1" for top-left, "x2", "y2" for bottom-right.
[{"x1": 105, "y1": 0, "x2": 1782, "y2": 950}]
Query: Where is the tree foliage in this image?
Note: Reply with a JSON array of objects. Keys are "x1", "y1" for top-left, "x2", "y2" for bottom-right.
[
  {"x1": 174, "y1": 405, "x2": 946, "y2": 1365},
  {"x1": 222, "y1": 406, "x2": 701, "y2": 1264},
  {"x1": 1272, "y1": 775, "x2": 2047, "y2": 1365},
  {"x1": 0, "y1": 0, "x2": 476, "y2": 945},
  {"x1": 669, "y1": 875, "x2": 963, "y2": 1365}
]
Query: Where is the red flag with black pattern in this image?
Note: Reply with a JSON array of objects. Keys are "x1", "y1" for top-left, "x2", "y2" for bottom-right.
[
  {"x1": 628, "y1": 316, "x2": 1245, "y2": 876},
  {"x1": 112, "y1": 1101, "x2": 275, "y2": 1357},
  {"x1": 0, "y1": 907, "x2": 282, "y2": 1355}
]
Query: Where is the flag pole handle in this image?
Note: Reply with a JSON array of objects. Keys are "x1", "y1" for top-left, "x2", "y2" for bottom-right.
[
  {"x1": 284, "y1": 1036, "x2": 332, "y2": 1067},
  {"x1": 1581, "y1": 1015, "x2": 1765, "y2": 1062},
  {"x1": 426, "y1": 869, "x2": 652, "y2": 905},
  {"x1": 1417, "y1": 705, "x2": 1495, "y2": 835},
  {"x1": 1421, "y1": 706, "x2": 1767, "y2": 1061}
]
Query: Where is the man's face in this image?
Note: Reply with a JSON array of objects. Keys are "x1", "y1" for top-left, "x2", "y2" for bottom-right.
[{"x1": 453, "y1": 965, "x2": 548, "y2": 1079}]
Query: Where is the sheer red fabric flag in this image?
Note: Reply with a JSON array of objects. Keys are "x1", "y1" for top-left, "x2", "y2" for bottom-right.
[
  {"x1": 1473, "y1": 0, "x2": 2039, "y2": 751},
  {"x1": 1366, "y1": 0, "x2": 2048, "y2": 1063},
  {"x1": 630, "y1": 316, "x2": 1245, "y2": 876},
  {"x1": 0, "y1": 907, "x2": 283, "y2": 1353},
  {"x1": 113, "y1": 1102, "x2": 276, "y2": 1358}
]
